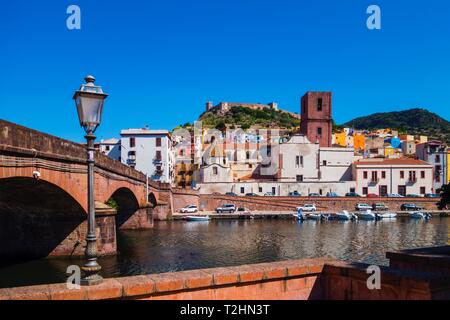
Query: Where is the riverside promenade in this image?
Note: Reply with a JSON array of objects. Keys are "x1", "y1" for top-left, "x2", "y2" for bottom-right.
[{"x1": 0, "y1": 246, "x2": 449, "y2": 300}]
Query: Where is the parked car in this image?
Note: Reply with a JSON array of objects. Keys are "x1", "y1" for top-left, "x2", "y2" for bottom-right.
[
  {"x1": 308, "y1": 193, "x2": 321, "y2": 197},
  {"x1": 425, "y1": 193, "x2": 440, "y2": 198},
  {"x1": 245, "y1": 193, "x2": 259, "y2": 197},
  {"x1": 366, "y1": 193, "x2": 379, "y2": 198},
  {"x1": 345, "y1": 192, "x2": 361, "y2": 197},
  {"x1": 406, "y1": 194, "x2": 421, "y2": 198},
  {"x1": 225, "y1": 192, "x2": 237, "y2": 197},
  {"x1": 387, "y1": 193, "x2": 405, "y2": 198},
  {"x1": 297, "y1": 204, "x2": 317, "y2": 212},
  {"x1": 401, "y1": 203, "x2": 423, "y2": 211},
  {"x1": 372, "y1": 203, "x2": 388, "y2": 211},
  {"x1": 180, "y1": 205, "x2": 198, "y2": 213},
  {"x1": 288, "y1": 191, "x2": 301, "y2": 197},
  {"x1": 264, "y1": 192, "x2": 275, "y2": 196},
  {"x1": 326, "y1": 192, "x2": 338, "y2": 197},
  {"x1": 355, "y1": 203, "x2": 372, "y2": 211},
  {"x1": 215, "y1": 204, "x2": 236, "y2": 213}
]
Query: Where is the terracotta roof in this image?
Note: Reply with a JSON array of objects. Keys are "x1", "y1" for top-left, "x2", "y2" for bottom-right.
[{"x1": 355, "y1": 158, "x2": 432, "y2": 166}]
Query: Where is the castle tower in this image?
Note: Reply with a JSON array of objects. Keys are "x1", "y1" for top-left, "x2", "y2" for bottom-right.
[{"x1": 300, "y1": 92, "x2": 332, "y2": 147}]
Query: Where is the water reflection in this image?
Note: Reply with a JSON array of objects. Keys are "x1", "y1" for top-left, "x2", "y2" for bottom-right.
[{"x1": 0, "y1": 217, "x2": 448, "y2": 288}]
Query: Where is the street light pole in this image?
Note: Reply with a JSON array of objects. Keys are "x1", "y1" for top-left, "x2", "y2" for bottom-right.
[
  {"x1": 81, "y1": 128, "x2": 103, "y2": 285},
  {"x1": 73, "y1": 75, "x2": 108, "y2": 286}
]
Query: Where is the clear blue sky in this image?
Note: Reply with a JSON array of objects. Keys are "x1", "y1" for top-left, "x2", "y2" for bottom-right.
[{"x1": 0, "y1": 0, "x2": 449, "y2": 142}]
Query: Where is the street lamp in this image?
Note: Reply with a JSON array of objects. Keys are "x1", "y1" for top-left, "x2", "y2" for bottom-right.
[{"x1": 73, "y1": 75, "x2": 108, "y2": 286}]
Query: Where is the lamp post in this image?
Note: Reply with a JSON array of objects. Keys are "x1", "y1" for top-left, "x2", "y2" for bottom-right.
[{"x1": 73, "y1": 75, "x2": 108, "y2": 286}]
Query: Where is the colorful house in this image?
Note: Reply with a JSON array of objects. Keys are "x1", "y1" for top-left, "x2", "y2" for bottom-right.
[
  {"x1": 353, "y1": 134, "x2": 366, "y2": 150},
  {"x1": 334, "y1": 132, "x2": 347, "y2": 147},
  {"x1": 384, "y1": 146, "x2": 396, "y2": 158}
]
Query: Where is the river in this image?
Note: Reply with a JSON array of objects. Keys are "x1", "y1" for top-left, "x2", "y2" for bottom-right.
[{"x1": 0, "y1": 217, "x2": 448, "y2": 288}]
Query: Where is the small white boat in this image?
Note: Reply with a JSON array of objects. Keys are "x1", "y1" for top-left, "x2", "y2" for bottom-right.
[
  {"x1": 377, "y1": 212, "x2": 397, "y2": 219},
  {"x1": 336, "y1": 210, "x2": 358, "y2": 221},
  {"x1": 409, "y1": 211, "x2": 432, "y2": 220},
  {"x1": 185, "y1": 215, "x2": 211, "y2": 222},
  {"x1": 358, "y1": 210, "x2": 376, "y2": 220},
  {"x1": 307, "y1": 213, "x2": 322, "y2": 220}
]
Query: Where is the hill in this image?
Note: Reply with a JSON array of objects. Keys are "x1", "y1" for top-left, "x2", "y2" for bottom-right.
[
  {"x1": 343, "y1": 108, "x2": 450, "y2": 143},
  {"x1": 198, "y1": 106, "x2": 301, "y2": 131}
]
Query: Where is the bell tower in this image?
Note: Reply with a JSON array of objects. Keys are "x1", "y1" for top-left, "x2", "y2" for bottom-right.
[{"x1": 300, "y1": 92, "x2": 333, "y2": 147}]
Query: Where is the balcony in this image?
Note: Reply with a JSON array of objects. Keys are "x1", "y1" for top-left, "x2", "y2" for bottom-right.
[
  {"x1": 407, "y1": 177, "x2": 417, "y2": 185},
  {"x1": 153, "y1": 168, "x2": 164, "y2": 176},
  {"x1": 368, "y1": 178, "x2": 379, "y2": 185},
  {"x1": 126, "y1": 158, "x2": 136, "y2": 165}
]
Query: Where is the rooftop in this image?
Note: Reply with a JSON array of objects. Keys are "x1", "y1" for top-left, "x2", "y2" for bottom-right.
[{"x1": 120, "y1": 128, "x2": 170, "y2": 136}]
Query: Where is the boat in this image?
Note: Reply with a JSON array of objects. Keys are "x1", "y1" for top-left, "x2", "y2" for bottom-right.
[
  {"x1": 376, "y1": 212, "x2": 397, "y2": 219},
  {"x1": 307, "y1": 213, "x2": 322, "y2": 220},
  {"x1": 336, "y1": 210, "x2": 358, "y2": 221},
  {"x1": 409, "y1": 211, "x2": 432, "y2": 220},
  {"x1": 358, "y1": 210, "x2": 376, "y2": 220},
  {"x1": 185, "y1": 215, "x2": 211, "y2": 222}
]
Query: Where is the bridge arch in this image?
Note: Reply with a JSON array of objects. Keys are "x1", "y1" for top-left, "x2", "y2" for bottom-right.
[
  {"x1": 148, "y1": 192, "x2": 157, "y2": 208},
  {"x1": 107, "y1": 187, "x2": 140, "y2": 229},
  {"x1": 0, "y1": 177, "x2": 86, "y2": 259}
]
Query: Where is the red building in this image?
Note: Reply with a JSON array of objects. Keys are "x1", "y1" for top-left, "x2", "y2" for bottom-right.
[{"x1": 300, "y1": 92, "x2": 332, "y2": 147}]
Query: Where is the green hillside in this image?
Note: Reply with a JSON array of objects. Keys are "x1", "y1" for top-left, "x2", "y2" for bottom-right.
[
  {"x1": 343, "y1": 108, "x2": 450, "y2": 143},
  {"x1": 198, "y1": 106, "x2": 300, "y2": 131}
]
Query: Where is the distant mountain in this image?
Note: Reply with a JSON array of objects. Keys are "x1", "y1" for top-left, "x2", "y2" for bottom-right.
[{"x1": 342, "y1": 108, "x2": 450, "y2": 143}]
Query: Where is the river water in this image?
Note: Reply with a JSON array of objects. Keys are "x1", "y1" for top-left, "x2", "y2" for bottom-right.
[{"x1": 0, "y1": 217, "x2": 448, "y2": 288}]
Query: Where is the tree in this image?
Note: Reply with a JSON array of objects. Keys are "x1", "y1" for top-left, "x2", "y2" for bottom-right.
[{"x1": 437, "y1": 184, "x2": 450, "y2": 210}]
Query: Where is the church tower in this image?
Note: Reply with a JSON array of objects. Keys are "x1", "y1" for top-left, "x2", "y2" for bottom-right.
[{"x1": 300, "y1": 92, "x2": 332, "y2": 147}]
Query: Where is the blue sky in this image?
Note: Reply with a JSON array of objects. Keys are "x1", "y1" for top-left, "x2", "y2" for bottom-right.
[{"x1": 0, "y1": 0, "x2": 449, "y2": 142}]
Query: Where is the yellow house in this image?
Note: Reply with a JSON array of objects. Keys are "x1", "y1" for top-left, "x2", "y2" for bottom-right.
[
  {"x1": 353, "y1": 134, "x2": 366, "y2": 150},
  {"x1": 384, "y1": 146, "x2": 396, "y2": 158},
  {"x1": 334, "y1": 132, "x2": 347, "y2": 147}
]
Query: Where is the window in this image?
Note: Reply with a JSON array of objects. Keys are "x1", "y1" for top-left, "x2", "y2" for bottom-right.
[
  {"x1": 317, "y1": 127, "x2": 322, "y2": 135},
  {"x1": 246, "y1": 151, "x2": 251, "y2": 160},
  {"x1": 156, "y1": 137, "x2": 162, "y2": 147},
  {"x1": 296, "y1": 175, "x2": 304, "y2": 182},
  {"x1": 240, "y1": 187, "x2": 245, "y2": 194},
  {"x1": 105, "y1": 146, "x2": 110, "y2": 151},
  {"x1": 435, "y1": 155, "x2": 441, "y2": 163},
  {"x1": 272, "y1": 187, "x2": 276, "y2": 195},
  {"x1": 259, "y1": 187, "x2": 263, "y2": 193},
  {"x1": 381, "y1": 171, "x2": 386, "y2": 179},
  {"x1": 371, "y1": 171, "x2": 378, "y2": 182},
  {"x1": 420, "y1": 187, "x2": 426, "y2": 194},
  {"x1": 317, "y1": 98, "x2": 323, "y2": 112},
  {"x1": 155, "y1": 150, "x2": 162, "y2": 160},
  {"x1": 409, "y1": 171, "x2": 417, "y2": 182},
  {"x1": 363, "y1": 171, "x2": 368, "y2": 179},
  {"x1": 322, "y1": 160, "x2": 327, "y2": 166},
  {"x1": 400, "y1": 171, "x2": 405, "y2": 179},
  {"x1": 362, "y1": 187, "x2": 368, "y2": 195},
  {"x1": 128, "y1": 151, "x2": 136, "y2": 159},
  {"x1": 179, "y1": 149, "x2": 184, "y2": 156},
  {"x1": 130, "y1": 137, "x2": 135, "y2": 148},
  {"x1": 212, "y1": 167, "x2": 218, "y2": 175},
  {"x1": 296, "y1": 155, "x2": 304, "y2": 167},
  {"x1": 421, "y1": 171, "x2": 425, "y2": 179}
]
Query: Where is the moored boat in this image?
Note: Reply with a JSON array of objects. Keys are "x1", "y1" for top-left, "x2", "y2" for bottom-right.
[
  {"x1": 185, "y1": 215, "x2": 211, "y2": 221},
  {"x1": 307, "y1": 213, "x2": 322, "y2": 220},
  {"x1": 409, "y1": 211, "x2": 432, "y2": 219},
  {"x1": 336, "y1": 210, "x2": 358, "y2": 221},
  {"x1": 376, "y1": 212, "x2": 397, "y2": 219},
  {"x1": 358, "y1": 210, "x2": 376, "y2": 220}
]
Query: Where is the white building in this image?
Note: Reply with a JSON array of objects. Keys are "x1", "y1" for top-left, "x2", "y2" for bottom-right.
[
  {"x1": 120, "y1": 128, "x2": 174, "y2": 184},
  {"x1": 416, "y1": 140, "x2": 447, "y2": 192},
  {"x1": 198, "y1": 134, "x2": 356, "y2": 196},
  {"x1": 353, "y1": 158, "x2": 433, "y2": 196},
  {"x1": 96, "y1": 138, "x2": 121, "y2": 160}
]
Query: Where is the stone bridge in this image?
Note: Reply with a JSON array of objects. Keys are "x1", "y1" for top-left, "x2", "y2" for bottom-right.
[{"x1": 0, "y1": 119, "x2": 172, "y2": 259}]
